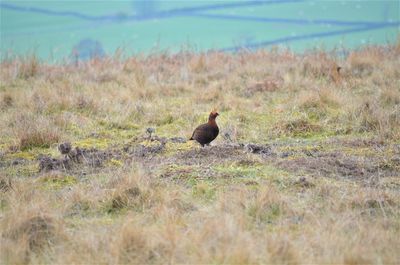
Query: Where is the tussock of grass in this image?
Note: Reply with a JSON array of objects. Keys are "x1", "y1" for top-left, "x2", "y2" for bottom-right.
[
  {"x1": 380, "y1": 87, "x2": 400, "y2": 106},
  {"x1": 18, "y1": 131, "x2": 60, "y2": 151},
  {"x1": 13, "y1": 115, "x2": 61, "y2": 150},
  {"x1": 16, "y1": 54, "x2": 40, "y2": 80},
  {"x1": 245, "y1": 186, "x2": 288, "y2": 224},
  {"x1": 274, "y1": 118, "x2": 322, "y2": 137},
  {"x1": 1, "y1": 199, "x2": 65, "y2": 264},
  {"x1": 113, "y1": 221, "x2": 158, "y2": 264},
  {"x1": 350, "y1": 99, "x2": 400, "y2": 138},
  {"x1": 1, "y1": 93, "x2": 13, "y2": 109}
]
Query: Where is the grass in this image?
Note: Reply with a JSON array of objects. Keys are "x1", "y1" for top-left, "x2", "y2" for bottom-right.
[{"x1": 0, "y1": 42, "x2": 400, "y2": 264}]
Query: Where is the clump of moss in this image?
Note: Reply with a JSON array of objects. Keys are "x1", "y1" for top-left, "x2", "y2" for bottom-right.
[
  {"x1": 38, "y1": 173, "x2": 77, "y2": 189},
  {"x1": 213, "y1": 162, "x2": 262, "y2": 179},
  {"x1": 74, "y1": 138, "x2": 110, "y2": 149},
  {"x1": 7, "y1": 151, "x2": 36, "y2": 160},
  {"x1": 107, "y1": 158, "x2": 124, "y2": 167}
]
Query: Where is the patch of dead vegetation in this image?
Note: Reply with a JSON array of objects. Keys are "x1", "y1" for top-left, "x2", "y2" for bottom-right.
[
  {"x1": 10, "y1": 114, "x2": 61, "y2": 151},
  {"x1": 112, "y1": 219, "x2": 170, "y2": 264},
  {"x1": 1, "y1": 44, "x2": 400, "y2": 264},
  {"x1": 276, "y1": 150, "x2": 399, "y2": 180},
  {"x1": 347, "y1": 48, "x2": 381, "y2": 77},
  {"x1": 301, "y1": 51, "x2": 342, "y2": 82},
  {"x1": 4, "y1": 216, "x2": 58, "y2": 251},
  {"x1": 245, "y1": 76, "x2": 284, "y2": 96},
  {"x1": 0, "y1": 174, "x2": 13, "y2": 193}
]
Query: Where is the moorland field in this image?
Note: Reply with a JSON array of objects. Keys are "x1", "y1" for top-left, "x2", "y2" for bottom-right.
[{"x1": 0, "y1": 43, "x2": 399, "y2": 264}]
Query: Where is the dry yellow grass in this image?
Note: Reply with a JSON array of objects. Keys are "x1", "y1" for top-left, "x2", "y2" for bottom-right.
[{"x1": 0, "y1": 43, "x2": 399, "y2": 264}]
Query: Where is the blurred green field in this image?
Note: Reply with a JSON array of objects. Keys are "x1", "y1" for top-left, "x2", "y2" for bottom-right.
[{"x1": 1, "y1": 0, "x2": 399, "y2": 61}]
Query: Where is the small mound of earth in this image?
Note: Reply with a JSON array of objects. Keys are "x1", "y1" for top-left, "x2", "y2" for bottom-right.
[
  {"x1": 174, "y1": 144, "x2": 245, "y2": 165},
  {"x1": 276, "y1": 151, "x2": 399, "y2": 180},
  {"x1": 39, "y1": 156, "x2": 71, "y2": 172},
  {"x1": 244, "y1": 143, "x2": 275, "y2": 156},
  {"x1": 38, "y1": 147, "x2": 122, "y2": 172},
  {"x1": 327, "y1": 138, "x2": 386, "y2": 149},
  {"x1": 130, "y1": 143, "x2": 166, "y2": 157},
  {"x1": 169, "y1": 137, "x2": 187, "y2": 143}
]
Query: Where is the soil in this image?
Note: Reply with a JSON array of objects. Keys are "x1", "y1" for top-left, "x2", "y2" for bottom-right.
[{"x1": 33, "y1": 136, "x2": 400, "y2": 183}]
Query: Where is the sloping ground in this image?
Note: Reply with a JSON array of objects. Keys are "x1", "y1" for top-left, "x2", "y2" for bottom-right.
[{"x1": 1, "y1": 45, "x2": 400, "y2": 263}]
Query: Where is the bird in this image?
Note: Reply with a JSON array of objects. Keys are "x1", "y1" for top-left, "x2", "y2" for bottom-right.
[
  {"x1": 146, "y1": 127, "x2": 155, "y2": 139},
  {"x1": 58, "y1": 142, "x2": 72, "y2": 158},
  {"x1": 190, "y1": 110, "x2": 219, "y2": 147},
  {"x1": 330, "y1": 64, "x2": 342, "y2": 83}
]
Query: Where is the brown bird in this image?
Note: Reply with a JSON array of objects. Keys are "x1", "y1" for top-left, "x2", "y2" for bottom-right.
[{"x1": 190, "y1": 110, "x2": 219, "y2": 147}]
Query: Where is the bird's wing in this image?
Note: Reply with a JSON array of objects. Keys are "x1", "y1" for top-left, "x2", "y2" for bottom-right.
[{"x1": 192, "y1": 124, "x2": 214, "y2": 141}]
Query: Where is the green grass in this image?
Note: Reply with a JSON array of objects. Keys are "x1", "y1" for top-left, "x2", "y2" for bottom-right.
[{"x1": 0, "y1": 44, "x2": 399, "y2": 264}]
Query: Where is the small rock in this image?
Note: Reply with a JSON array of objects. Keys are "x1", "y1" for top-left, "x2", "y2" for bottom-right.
[
  {"x1": 169, "y1": 137, "x2": 187, "y2": 143},
  {"x1": 146, "y1": 127, "x2": 155, "y2": 138},
  {"x1": 222, "y1": 132, "x2": 233, "y2": 142},
  {"x1": 58, "y1": 142, "x2": 72, "y2": 155},
  {"x1": 245, "y1": 180, "x2": 259, "y2": 186},
  {"x1": 39, "y1": 156, "x2": 71, "y2": 172},
  {"x1": 244, "y1": 143, "x2": 272, "y2": 156},
  {"x1": 68, "y1": 147, "x2": 83, "y2": 162},
  {"x1": 133, "y1": 143, "x2": 165, "y2": 157},
  {"x1": 303, "y1": 150, "x2": 315, "y2": 157},
  {"x1": 12, "y1": 158, "x2": 25, "y2": 165}
]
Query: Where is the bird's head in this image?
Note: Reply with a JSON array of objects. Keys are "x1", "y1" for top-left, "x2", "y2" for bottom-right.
[{"x1": 209, "y1": 109, "x2": 219, "y2": 120}]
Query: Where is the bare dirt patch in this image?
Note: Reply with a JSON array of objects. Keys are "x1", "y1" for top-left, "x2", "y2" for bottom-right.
[
  {"x1": 32, "y1": 135, "x2": 399, "y2": 184},
  {"x1": 273, "y1": 141, "x2": 400, "y2": 180},
  {"x1": 38, "y1": 147, "x2": 123, "y2": 173},
  {"x1": 173, "y1": 144, "x2": 246, "y2": 165}
]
